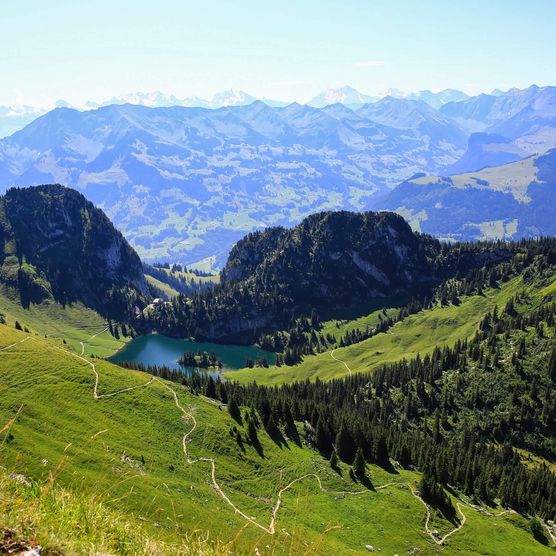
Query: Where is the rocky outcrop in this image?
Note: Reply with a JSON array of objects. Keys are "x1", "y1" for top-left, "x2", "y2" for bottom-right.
[
  {"x1": 151, "y1": 211, "x2": 443, "y2": 341},
  {"x1": 222, "y1": 210, "x2": 435, "y2": 307}
]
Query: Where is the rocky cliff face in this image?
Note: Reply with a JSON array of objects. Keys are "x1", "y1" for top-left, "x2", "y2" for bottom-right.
[
  {"x1": 0, "y1": 184, "x2": 149, "y2": 318},
  {"x1": 223, "y1": 211, "x2": 436, "y2": 305}
]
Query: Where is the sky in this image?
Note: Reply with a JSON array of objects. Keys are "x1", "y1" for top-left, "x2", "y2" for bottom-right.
[{"x1": 1, "y1": 0, "x2": 555, "y2": 107}]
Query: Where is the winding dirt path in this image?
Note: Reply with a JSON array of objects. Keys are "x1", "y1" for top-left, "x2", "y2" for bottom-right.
[
  {"x1": 153, "y1": 382, "x2": 428, "y2": 537},
  {"x1": 79, "y1": 326, "x2": 109, "y2": 356},
  {"x1": 0, "y1": 337, "x2": 31, "y2": 352},
  {"x1": 409, "y1": 487, "x2": 466, "y2": 545},
  {"x1": 330, "y1": 348, "x2": 353, "y2": 377},
  {"x1": 1, "y1": 331, "x2": 522, "y2": 546}
]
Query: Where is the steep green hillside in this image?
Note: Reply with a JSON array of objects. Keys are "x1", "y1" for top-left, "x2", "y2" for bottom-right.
[
  {"x1": 230, "y1": 275, "x2": 525, "y2": 384},
  {"x1": 1, "y1": 325, "x2": 551, "y2": 554},
  {"x1": 0, "y1": 284, "x2": 127, "y2": 357},
  {"x1": 380, "y1": 148, "x2": 556, "y2": 241}
]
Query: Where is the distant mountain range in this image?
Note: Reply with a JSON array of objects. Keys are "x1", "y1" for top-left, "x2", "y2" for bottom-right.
[
  {"x1": 0, "y1": 86, "x2": 477, "y2": 138},
  {"x1": 0, "y1": 84, "x2": 555, "y2": 267},
  {"x1": 0, "y1": 99, "x2": 469, "y2": 266},
  {"x1": 0, "y1": 90, "x2": 283, "y2": 139}
]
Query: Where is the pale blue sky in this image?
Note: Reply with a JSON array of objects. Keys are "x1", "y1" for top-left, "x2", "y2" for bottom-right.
[{"x1": 1, "y1": 0, "x2": 555, "y2": 106}]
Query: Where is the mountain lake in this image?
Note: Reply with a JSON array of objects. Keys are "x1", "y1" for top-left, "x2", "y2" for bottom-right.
[{"x1": 109, "y1": 334, "x2": 275, "y2": 378}]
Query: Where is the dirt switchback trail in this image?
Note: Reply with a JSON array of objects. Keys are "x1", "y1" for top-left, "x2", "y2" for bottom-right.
[
  {"x1": 330, "y1": 348, "x2": 353, "y2": 376},
  {"x1": 0, "y1": 330, "x2": 522, "y2": 547}
]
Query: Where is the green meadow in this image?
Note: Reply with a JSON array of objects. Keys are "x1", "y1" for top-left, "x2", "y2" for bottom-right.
[
  {"x1": 230, "y1": 276, "x2": 534, "y2": 385},
  {"x1": 0, "y1": 285, "x2": 128, "y2": 357},
  {"x1": 0, "y1": 323, "x2": 552, "y2": 554}
]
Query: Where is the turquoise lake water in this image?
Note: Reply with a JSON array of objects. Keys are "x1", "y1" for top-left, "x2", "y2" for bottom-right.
[{"x1": 109, "y1": 334, "x2": 275, "y2": 377}]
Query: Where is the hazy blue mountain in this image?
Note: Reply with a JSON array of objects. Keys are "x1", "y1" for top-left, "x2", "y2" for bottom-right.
[
  {"x1": 209, "y1": 89, "x2": 257, "y2": 108},
  {"x1": 445, "y1": 132, "x2": 527, "y2": 174},
  {"x1": 440, "y1": 85, "x2": 556, "y2": 173},
  {"x1": 487, "y1": 86, "x2": 556, "y2": 151},
  {"x1": 0, "y1": 101, "x2": 469, "y2": 266},
  {"x1": 99, "y1": 91, "x2": 210, "y2": 108},
  {"x1": 403, "y1": 88, "x2": 470, "y2": 108},
  {"x1": 0, "y1": 90, "x2": 264, "y2": 138},
  {"x1": 81, "y1": 89, "x2": 259, "y2": 110},
  {"x1": 378, "y1": 148, "x2": 556, "y2": 241},
  {"x1": 308, "y1": 87, "x2": 469, "y2": 109},
  {"x1": 439, "y1": 93, "x2": 498, "y2": 133},
  {"x1": 440, "y1": 85, "x2": 556, "y2": 151},
  {"x1": 356, "y1": 97, "x2": 468, "y2": 147},
  {"x1": 0, "y1": 104, "x2": 46, "y2": 138}
]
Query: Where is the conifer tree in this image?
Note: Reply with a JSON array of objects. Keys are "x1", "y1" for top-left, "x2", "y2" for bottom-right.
[
  {"x1": 549, "y1": 349, "x2": 556, "y2": 381},
  {"x1": 353, "y1": 447, "x2": 366, "y2": 478},
  {"x1": 329, "y1": 449, "x2": 338, "y2": 469},
  {"x1": 335, "y1": 424, "x2": 354, "y2": 463},
  {"x1": 228, "y1": 396, "x2": 241, "y2": 423},
  {"x1": 374, "y1": 434, "x2": 390, "y2": 468},
  {"x1": 247, "y1": 418, "x2": 258, "y2": 445}
]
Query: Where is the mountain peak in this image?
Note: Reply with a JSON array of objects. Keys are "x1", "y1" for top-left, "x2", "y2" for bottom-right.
[
  {"x1": 307, "y1": 86, "x2": 377, "y2": 108},
  {"x1": 210, "y1": 89, "x2": 256, "y2": 108}
]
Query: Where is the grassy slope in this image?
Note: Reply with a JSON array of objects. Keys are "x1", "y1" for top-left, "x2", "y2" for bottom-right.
[
  {"x1": 0, "y1": 325, "x2": 549, "y2": 555},
  {"x1": 411, "y1": 154, "x2": 538, "y2": 203},
  {"x1": 155, "y1": 267, "x2": 220, "y2": 285},
  {"x1": 0, "y1": 467, "x2": 223, "y2": 555},
  {"x1": 145, "y1": 274, "x2": 181, "y2": 298},
  {"x1": 145, "y1": 268, "x2": 219, "y2": 299},
  {"x1": 0, "y1": 285, "x2": 127, "y2": 357},
  {"x1": 230, "y1": 276, "x2": 526, "y2": 385}
]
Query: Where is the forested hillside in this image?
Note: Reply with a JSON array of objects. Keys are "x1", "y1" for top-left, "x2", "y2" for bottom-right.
[
  {"x1": 146, "y1": 210, "x2": 515, "y2": 341},
  {"x1": 0, "y1": 184, "x2": 150, "y2": 319}
]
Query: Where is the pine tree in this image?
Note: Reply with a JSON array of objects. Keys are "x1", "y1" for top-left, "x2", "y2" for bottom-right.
[
  {"x1": 352, "y1": 447, "x2": 366, "y2": 478},
  {"x1": 329, "y1": 449, "x2": 338, "y2": 469},
  {"x1": 228, "y1": 396, "x2": 241, "y2": 423},
  {"x1": 433, "y1": 409, "x2": 441, "y2": 443},
  {"x1": 205, "y1": 377, "x2": 217, "y2": 398},
  {"x1": 335, "y1": 424, "x2": 354, "y2": 463},
  {"x1": 316, "y1": 417, "x2": 331, "y2": 454},
  {"x1": 247, "y1": 418, "x2": 258, "y2": 445},
  {"x1": 374, "y1": 434, "x2": 390, "y2": 468},
  {"x1": 549, "y1": 349, "x2": 556, "y2": 381}
]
